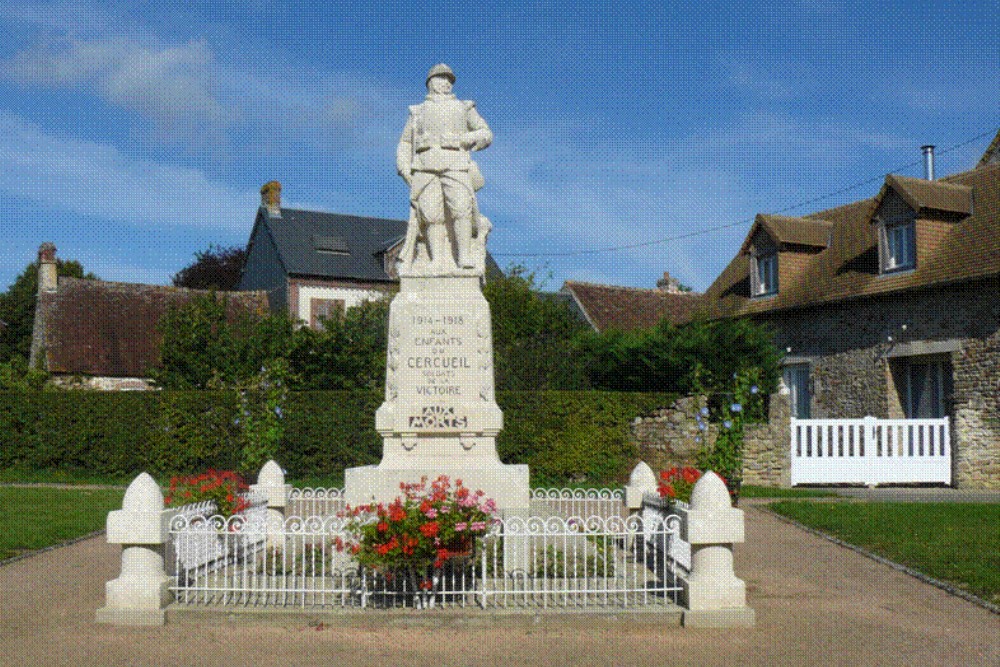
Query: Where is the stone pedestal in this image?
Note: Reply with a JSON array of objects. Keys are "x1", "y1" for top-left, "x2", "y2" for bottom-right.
[
  {"x1": 96, "y1": 473, "x2": 173, "y2": 626},
  {"x1": 345, "y1": 275, "x2": 529, "y2": 512},
  {"x1": 679, "y1": 472, "x2": 755, "y2": 627}
]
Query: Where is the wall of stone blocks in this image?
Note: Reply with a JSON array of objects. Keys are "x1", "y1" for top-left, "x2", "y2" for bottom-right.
[
  {"x1": 763, "y1": 277, "x2": 1000, "y2": 488},
  {"x1": 631, "y1": 393, "x2": 790, "y2": 488}
]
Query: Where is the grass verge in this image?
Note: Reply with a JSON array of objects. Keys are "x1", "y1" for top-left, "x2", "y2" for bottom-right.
[
  {"x1": 768, "y1": 501, "x2": 1000, "y2": 604},
  {"x1": 1, "y1": 487, "x2": 125, "y2": 561},
  {"x1": 740, "y1": 485, "x2": 836, "y2": 499},
  {"x1": 0, "y1": 467, "x2": 131, "y2": 487}
]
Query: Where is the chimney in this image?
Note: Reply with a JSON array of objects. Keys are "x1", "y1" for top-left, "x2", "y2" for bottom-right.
[
  {"x1": 260, "y1": 180, "x2": 282, "y2": 217},
  {"x1": 656, "y1": 271, "x2": 682, "y2": 293},
  {"x1": 37, "y1": 243, "x2": 58, "y2": 294},
  {"x1": 921, "y1": 145, "x2": 935, "y2": 181}
]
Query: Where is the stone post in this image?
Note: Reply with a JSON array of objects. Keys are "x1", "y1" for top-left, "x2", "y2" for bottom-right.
[
  {"x1": 680, "y1": 471, "x2": 755, "y2": 627},
  {"x1": 96, "y1": 473, "x2": 174, "y2": 626},
  {"x1": 624, "y1": 461, "x2": 657, "y2": 513},
  {"x1": 250, "y1": 460, "x2": 291, "y2": 547}
]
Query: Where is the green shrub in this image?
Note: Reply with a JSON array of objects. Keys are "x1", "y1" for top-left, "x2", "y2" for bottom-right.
[{"x1": 0, "y1": 389, "x2": 672, "y2": 485}]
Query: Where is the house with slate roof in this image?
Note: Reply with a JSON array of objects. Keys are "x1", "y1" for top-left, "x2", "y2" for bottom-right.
[
  {"x1": 238, "y1": 181, "x2": 499, "y2": 328},
  {"x1": 29, "y1": 243, "x2": 268, "y2": 390},
  {"x1": 560, "y1": 272, "x2": 702, "y2": 332},
  {"x1": 702, "y1": 130, "x2": 1000, "y2": 488}
]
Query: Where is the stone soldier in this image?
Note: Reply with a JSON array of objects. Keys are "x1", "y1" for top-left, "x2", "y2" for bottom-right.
[{"x1": 396, "y1": 64, "x2": 492, "y2": 273}]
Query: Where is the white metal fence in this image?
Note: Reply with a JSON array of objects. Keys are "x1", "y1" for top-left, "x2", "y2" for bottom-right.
[
  {"x1": 167, "y1": 489, "x2": 686, "y2": 610},
  {"x1": 166, "y1": 491, "x2": 268, "y2": 579},
  {"x1": 529, "y1": 487, "x2": 625, "y2": 522},
  {"x1": 286, "y1": 487, "x2": 346, "y2": 518},
  {"x1": 790, "y1": 416, "x2": 952, "y2": 486}
]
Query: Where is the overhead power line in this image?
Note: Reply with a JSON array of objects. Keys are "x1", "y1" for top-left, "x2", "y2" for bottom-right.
[{"x1": 494, "y1": 128, "x2": 997, "y2": 258}]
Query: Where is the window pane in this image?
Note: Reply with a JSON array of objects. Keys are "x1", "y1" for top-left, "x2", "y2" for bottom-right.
[{"x1": 783, "y1": 364, "x2": 810, "y2": 418}]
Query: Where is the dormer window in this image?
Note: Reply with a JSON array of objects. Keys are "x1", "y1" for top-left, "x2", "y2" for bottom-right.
[
  {"x1": 878, "y1": 215, "x2": 916, "y2": 273},
  {"x1": 751, "y1": 251, "x2": 778, "y2": 297}
]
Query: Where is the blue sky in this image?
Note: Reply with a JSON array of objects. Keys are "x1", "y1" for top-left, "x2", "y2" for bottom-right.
[{"x1": 2, "y1": 1, "x2": 997, "y2": 293}]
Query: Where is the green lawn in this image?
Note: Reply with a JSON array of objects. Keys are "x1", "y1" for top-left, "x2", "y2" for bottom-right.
[
  {"x1": 0, "y1": 467, "x2": 131, "y2": 486},
  {"x1": 740, "y1": 485, "x2": 837, "y2": 499},
  {"x1": 1, "y1": 487, "x2": 125, "y2": 561},
  {"x1": 768, "y1": 501, "x2": 1000, "y2": 604}
]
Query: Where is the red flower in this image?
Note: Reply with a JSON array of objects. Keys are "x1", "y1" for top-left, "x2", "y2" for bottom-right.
[{"x1": 419, "y1": 522, "x2": 439, "y2": 538}]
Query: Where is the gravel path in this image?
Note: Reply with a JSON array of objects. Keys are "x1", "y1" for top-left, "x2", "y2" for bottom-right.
[{"x1": 1, "y1": 505, "x2": 997, "y2": 667}]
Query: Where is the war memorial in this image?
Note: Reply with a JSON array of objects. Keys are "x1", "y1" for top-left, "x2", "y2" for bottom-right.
[{"x1": 95, "y1": 66, "x2": 751, "y2": 627}]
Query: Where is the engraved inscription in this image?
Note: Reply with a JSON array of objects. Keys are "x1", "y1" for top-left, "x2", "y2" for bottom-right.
[{"x1": 409, "y1": 405, "x2": 468, "y2": 429}]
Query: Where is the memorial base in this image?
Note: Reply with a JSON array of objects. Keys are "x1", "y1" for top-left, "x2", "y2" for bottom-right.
[{"x1": 344, "y1": 460, "x2": 529, "y2": 512}]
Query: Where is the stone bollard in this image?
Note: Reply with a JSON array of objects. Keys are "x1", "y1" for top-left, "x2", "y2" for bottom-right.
[
  {"x1": 96, "y1": 473, "x2": 174, "y2": 626},
  {"x1": 250, "y1": 460, "x2": 290, "y2": 547},
  {"x1": 679, "y1": 471, "x2": 755, "y2": 627},
  {"x1": 624, "y1": 461, "x2": 658, "y2": 513}
]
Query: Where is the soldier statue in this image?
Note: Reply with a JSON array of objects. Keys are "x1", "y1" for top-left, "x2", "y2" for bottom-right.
[{"x1": 396, "y1": 64, "x2": 493, "y2": 275}]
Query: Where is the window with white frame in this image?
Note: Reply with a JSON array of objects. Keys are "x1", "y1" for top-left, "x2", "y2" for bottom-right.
[
  {"x1": 879, "y1": 216, "x2": 916, "y2": 273},
  {"x1": 751, "y1": 252, "x2": 778, "y2": 297}
]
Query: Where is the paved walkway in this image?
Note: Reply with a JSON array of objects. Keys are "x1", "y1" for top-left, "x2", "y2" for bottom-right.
[{"x1": 2, "y1": 505, "x2": 997, "y2": 667}]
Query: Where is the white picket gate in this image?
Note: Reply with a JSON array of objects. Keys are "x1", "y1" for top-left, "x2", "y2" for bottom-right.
[{"x1": 790, "y1": 416, "x2": 951, "y2": 486}]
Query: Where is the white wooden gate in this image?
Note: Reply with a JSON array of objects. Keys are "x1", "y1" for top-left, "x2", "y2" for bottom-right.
[{"x1": 790, "y1": 416, "x2": 951, "y2": 486}]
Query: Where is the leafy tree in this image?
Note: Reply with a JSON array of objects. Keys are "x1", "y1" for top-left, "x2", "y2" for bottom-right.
[
  {"x1": 0, "y1": 258, "x2": 96, "y2": 363},
  {"x1": 0, "y1": 356, "x2": 49, "y2": 390},
  {"x1": 578, "y1": 316, "x2": 781, "y2": 397},
  {"x1": 287, "y1": 297, "x2": 389, "y2": 390},
  {"x1": 151, "y1": 293, "x2": 295, "y2": 389},
  {"x1": 153, "y1": 292, "x2": 389, "y2": 391},
  {"x1": 171, "y1": 244, "x2": 247, "y2": 290},
  {"x1": 483, "y1": 266, "x2": 590, "y2": 391}
]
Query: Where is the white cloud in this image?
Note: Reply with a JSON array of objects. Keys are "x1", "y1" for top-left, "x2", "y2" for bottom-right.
[
  {"x1": 0, "y1": 111, "x2": 252, "y2": 231},
  {"x1": 5, "y1": 36, "x2": 228, "y2": 144}
]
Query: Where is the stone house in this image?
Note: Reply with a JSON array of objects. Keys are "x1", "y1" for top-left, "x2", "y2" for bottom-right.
[
  {"x1": 238, "y1": 181, "x2": 500, "y2": 328},
  {"x1": 700, "y1": 133, "x2": 1000, "y2": 488},
  {"x1": 29, "y1": 244, "x2": 268, "y2": 390},
  {"x1": 560, "y1": 272, "x2": 702, "y2": 332}
]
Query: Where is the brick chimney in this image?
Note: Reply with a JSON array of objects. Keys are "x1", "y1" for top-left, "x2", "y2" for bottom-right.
[
  {"x1": 37, "y1": 242, "x2": 58, "y2": 294},
  {"x1": 260, "y1": 181, "x2": 281, "y2": 217},
  {"x1": 656, "y1": 271, "x2": 682, "y2": 294}
]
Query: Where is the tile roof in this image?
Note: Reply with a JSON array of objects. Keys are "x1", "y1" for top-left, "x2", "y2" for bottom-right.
[
  {"x1": 878, "y1": 174, "x2": 972, "y2": 217},
  {"x1": 740, "y1": 214, "x2": 832, "y2": 253},
  {"x1": 561, "y1": 281, "x2": 702, "y2": 332},
  {"x1": 250, "y1": 207, "x2": 502, "y2": 281},
  {"x1": 256, "y1": 208, "x2": 407, "y2": 282},
  {"x1": 979, "y1": 129, "x2": 1000, "y2": 167},
  {"x1": 704, "y1": 161, "x2": 1000, "y2": 317},
  {"x1": 36, "y1": 278, "x2": 268, "y2": 378}
]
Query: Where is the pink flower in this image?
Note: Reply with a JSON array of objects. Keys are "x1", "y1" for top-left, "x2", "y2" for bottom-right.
[
  {"x1": 470, "y1": 521, "x2": 486, "y2": 532},
  {"x1": 454, "y1": 522, "x2": 467, "y2": 532},
  {"x1": 425, "y1": 508, "x2": 438, "y2": 519}
]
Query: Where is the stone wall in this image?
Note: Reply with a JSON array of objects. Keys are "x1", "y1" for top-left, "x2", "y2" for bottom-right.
[{"x1": 631, "y1": 393, "x2": 790, "y2": 487}]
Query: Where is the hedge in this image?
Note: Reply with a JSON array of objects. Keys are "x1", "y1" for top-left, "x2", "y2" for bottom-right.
[{"x1": 0, "y1": 390, "x2": 674, "y2": 485}]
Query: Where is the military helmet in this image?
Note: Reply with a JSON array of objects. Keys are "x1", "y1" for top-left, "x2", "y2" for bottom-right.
[{"x1": 426, "y1": 63, "x2": 456, "y2": 86}]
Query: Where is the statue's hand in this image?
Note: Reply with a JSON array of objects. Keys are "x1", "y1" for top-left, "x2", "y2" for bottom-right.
[{"x1": 400, "y1": 171, "x2": 413, "y2": 186}]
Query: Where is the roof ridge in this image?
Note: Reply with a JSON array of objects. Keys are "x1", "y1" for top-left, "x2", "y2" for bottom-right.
[{"x1": 564, "y1": 280, "x2": 696, "y2": 294}]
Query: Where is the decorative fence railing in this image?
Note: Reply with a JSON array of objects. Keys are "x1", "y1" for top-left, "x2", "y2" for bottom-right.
[
  {"x1": 790, "y1": 416, "x2": 952, "y2": 486},
  {"x1": 167, "y1": 512, "x2": 683, "y2": 609},
  {"x1": 529, "y1": 487, "x2": 626, "y2": 522},
  {"x1": 98, "y1": 463, "x2": 752, "y2": 626},
  {"x1": 166, "y1": 491, "x2": 268, "y2": 578},
  {"x1": 286, "y1": 487, "x2": 346, "y2": 518},
  {"x1": 640, "y1": 494, "x2": 690, "y2": 572}
]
